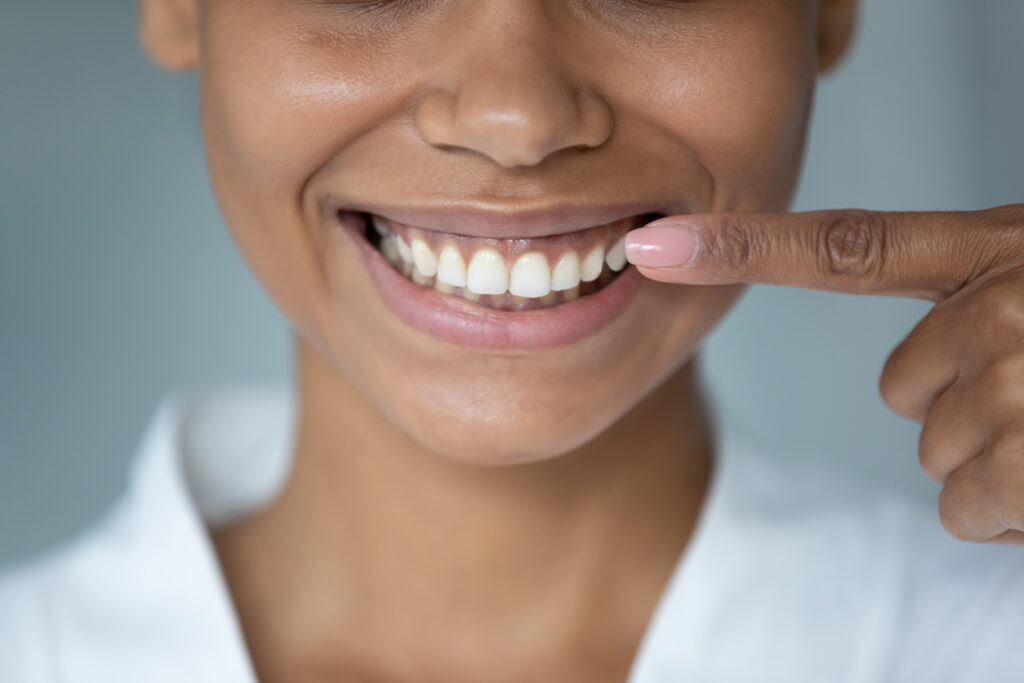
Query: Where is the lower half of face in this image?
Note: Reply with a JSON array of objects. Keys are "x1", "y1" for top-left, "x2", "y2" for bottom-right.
[{"x1": 198, "y1": 0, "x2": 818, "y2": 464}]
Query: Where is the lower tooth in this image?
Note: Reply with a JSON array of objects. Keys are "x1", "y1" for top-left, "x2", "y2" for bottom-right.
[{"x1": 562, "y1": 286, "x2": 580, "y2": 301}]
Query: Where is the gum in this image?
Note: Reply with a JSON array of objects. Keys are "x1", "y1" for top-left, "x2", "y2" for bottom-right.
[{"x1": 377, "y1": 215, "x2": 640, "y2": 268}]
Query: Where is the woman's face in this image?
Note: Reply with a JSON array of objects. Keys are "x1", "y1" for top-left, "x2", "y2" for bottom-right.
[{"x1": 166, "y1": 0, "x2": 834, "y2": 463}]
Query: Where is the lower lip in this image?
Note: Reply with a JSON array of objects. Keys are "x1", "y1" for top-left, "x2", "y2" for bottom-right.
[{"x1": 339, "y1": 214, "x2": 645, "y2": 352}]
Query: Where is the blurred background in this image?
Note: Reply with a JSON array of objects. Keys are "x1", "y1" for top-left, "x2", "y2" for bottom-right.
[{"x1": 1, "y1": 0, "x2": 1022, "y2": 566}]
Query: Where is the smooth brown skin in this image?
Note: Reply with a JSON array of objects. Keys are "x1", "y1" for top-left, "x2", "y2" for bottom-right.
[
  {"x1": 140, "y1": 1, "x2": 857, "y2": 681},
  {"x1": 631, "y1": 205, "x2": 1024, "y2": 545}
]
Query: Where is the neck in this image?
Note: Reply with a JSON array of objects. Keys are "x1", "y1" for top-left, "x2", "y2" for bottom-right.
[{"x1": 212, "y1": 336, "x2": 714, "y2": 682}]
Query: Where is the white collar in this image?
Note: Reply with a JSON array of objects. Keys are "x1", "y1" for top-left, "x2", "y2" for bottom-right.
[{"x1": 29, "y1": 388, "x2": 738, "y2": 682}]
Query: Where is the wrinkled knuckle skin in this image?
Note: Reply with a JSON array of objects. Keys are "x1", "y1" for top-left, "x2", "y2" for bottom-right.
[
  {"x1": 818, "y1": 210, "x2": 888, "y2": 281},
  {"x1": 991, "y1": 202, "x2": 1024, "y2": 225},
  {"x1": 703, "y1": 216, "x2": 761, "y2": 271}
]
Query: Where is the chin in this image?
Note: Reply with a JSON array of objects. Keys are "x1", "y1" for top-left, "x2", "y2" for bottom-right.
[{"x1": 394, "y1": 387, "x2": 637, "y2": 467}]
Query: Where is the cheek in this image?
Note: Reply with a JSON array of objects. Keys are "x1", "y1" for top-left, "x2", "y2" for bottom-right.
[
  {"x1": 626, "y1": 10, "x2": 817, "y2": 211},
  {"x1": 197, "y1": 5, "x2": 406, "y2": 335}
]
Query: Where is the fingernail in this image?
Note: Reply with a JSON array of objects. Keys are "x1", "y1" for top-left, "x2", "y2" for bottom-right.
[{"x1": 625, "y1": 225, "x2": 698, "y2": 268}]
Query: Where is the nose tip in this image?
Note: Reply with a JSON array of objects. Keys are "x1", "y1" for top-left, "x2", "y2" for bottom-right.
[{"x1": 415, "y1": 75, "x2": 614, "y2": 169}]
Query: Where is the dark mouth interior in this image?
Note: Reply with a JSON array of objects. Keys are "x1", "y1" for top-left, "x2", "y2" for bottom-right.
[{"x1": 362, "y1": 212, "x2": 383, "y2": 250}]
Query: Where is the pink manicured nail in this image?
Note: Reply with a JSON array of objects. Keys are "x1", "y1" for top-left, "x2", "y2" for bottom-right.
[{"x1": 625, "y1": 225, "x2": 698, "y2": 268}]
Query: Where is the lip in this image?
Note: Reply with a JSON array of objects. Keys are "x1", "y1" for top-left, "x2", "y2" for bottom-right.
[
  {"x1": 330, "y1": 199, "x2": 670, "y2": 240},
  {"x1": 335, "y1": 211, "x2": 647, "y2": 352}
]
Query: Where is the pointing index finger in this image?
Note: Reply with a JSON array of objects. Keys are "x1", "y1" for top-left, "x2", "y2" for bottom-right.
[{"x1": 623, "y1": 206, "x2": 1023, "y2": 301}]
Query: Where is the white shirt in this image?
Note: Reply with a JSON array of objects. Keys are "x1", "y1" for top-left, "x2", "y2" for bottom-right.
[{"x1": 2, "y1": 388, "x2": 1024, "y2": 682}]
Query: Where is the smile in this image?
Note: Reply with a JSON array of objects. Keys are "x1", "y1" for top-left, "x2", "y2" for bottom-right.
[
  {"x1": 331, "y1": 205, "x2": 669, "y2": 351},
  {"x1": 361, "y1": 212, "x2": 661, "y2": 311}
]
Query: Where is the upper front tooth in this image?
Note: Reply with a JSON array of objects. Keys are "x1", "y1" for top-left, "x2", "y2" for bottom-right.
[
  {"x1": 396, "y1": 235, "x2": 413, "y2": 264},
  {"x1": 509, "y1": 252, "x2": 551, "y2": 298},
  {"x1": 605, "y1": 235, "x2": 627, "y2": 272},
  {"x1": 580, "y1": 245, "x2": 605, "y2": 282},
  {"x1": 551, "y1": 253, "x2": 581, "y2": 291},
  {"x1": 411, "y1": 239, "x2": 438, "y2": 278},
  {"x1": 467, "y1": 248, "x2": 509, "y2": 295},
  {"x1": 436, "y1": 245, "x2": 468, "y2": 288}
]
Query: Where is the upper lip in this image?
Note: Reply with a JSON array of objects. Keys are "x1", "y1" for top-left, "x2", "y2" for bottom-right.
[{"x1": 333, "y1": 200, "x2": 675, "y2": 239}]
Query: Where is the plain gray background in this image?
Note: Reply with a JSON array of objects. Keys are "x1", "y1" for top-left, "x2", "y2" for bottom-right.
[{"x1": 2, "y1": 0, "x2": 1022, "y2": 566}]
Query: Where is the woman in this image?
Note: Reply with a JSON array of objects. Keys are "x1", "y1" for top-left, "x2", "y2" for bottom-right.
[{"x1": 3, "y1": 1, "x2": 1024, "y2": 681}]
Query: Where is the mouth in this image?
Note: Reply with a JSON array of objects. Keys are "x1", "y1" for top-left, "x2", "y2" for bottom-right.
[
  {"x1": 330, "y1": 206, "x2": 669, "y2": 351},
  {"x1": 354, "y1": 210, "x2": 663, "y2": 312}
]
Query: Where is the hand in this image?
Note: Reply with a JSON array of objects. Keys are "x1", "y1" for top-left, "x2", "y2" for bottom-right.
[{"x1": 625, "y1": 204, "x2": 1024, "y2": 545}]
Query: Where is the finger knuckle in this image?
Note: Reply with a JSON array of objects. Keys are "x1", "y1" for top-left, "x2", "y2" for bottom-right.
[
  {"x1": 918, "y1": 416, "x2": 955, "y2": 482},
  {"x1": 917, "y1": 434, "x2": 945, "y2": 482},
  {"x1": 990, "y1": 432, "x2": 1024, "y2": 482},
  {"x1": 989, "y1": 203, "x2": 1024, "y2": 225},
  {"x1": 981, "y1": 354, "x2": 1024, "y2": 409},
  {"x1": 878, "y1": 343, "x2": 925, "y2": 420},
  {"x1": 703, "y1": 215, "x2": 763, "y2": 271},
  {"x1": 938, "y1": 485, "x2": 976, "y2": 541},
  {"x1": 817, "y1": 210, "x2": 889, "y2": 281},
  {"x1": 984, "y1": 440, "x2": 1024, "y2": 529},
  {"x1": 973, "y1": 281, "x2": 1024, "y2": 335}
]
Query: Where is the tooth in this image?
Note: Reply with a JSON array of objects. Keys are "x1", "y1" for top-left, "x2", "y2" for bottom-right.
[
  {"x1": 411, "y1": 239, "x2": 438, "y2": 278},
  {"x1": 551, "y1": 253, "x2": 581, "y2": 291},
  {"x1": 412, "y1": 268, "x2": 433, "y2": 286},
  {"x1": 371, "y1": 214, "x2": 393, "y2": 236},
  {"x1": 380, "y1": 235, "x2": 401, "y2": 265},
  {"x1": 436, "y1": 245, "x2": 467, "y2": 288},
  {"x1": 606, "y1": 235, "x2": 627, "y2": 272},
  {"x1": 467, "y1": 248, "x2": 509, "y2": 296},
  {"x1": 561, "y1": 286, "x2": 580, "y2": 302},
  {"x1": 509, "y1": 252, "x2": 551, "y2": 298},
  {"x1": 580, "y1": 245, "x2": 605, "y2": 282},
  {"x1": 435, "y1": 281, "x2": 455, "y2": 294},
  {"x1": 396, "y1": 235, "x2": 413, "y2": 264}
]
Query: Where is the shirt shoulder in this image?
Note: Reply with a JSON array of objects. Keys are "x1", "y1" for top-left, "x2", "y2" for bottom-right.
[
  {"x1": 0, "y1": 392, "x2": 266, "y2": 683},
  {"x1": 0, "y1": 500, "x2": 129, "y2": 683},
  {"x1": 0, "y1": 556, "x2": 58, "y2": 681},
  {"x1": 714, "y1": 434, "x2": 1024, "y2": 681}
]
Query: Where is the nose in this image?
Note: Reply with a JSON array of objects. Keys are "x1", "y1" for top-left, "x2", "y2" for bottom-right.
[{"x1": 414, "y1": 7, "x2": 613, "y2": 169}]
